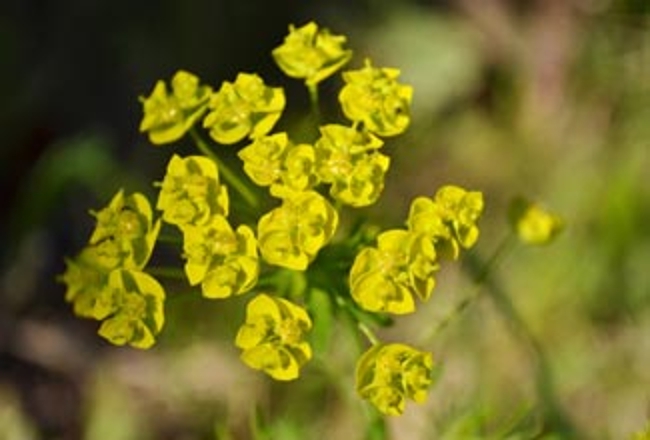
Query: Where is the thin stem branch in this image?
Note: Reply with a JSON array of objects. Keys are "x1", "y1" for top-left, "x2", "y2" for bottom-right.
[
  {"x1": 307, "y1": 83, "x2": 321, "y2": 125},
  {"x1": 189, "y1": 128, "x2": 260, "y2": 210},
  {"x1": 423, "y1": 233, "x2": 516, "y2": 342},
  {"x1": 147, "y1": 266, "x2": 187, "y2": 280},
  {"x1": 358, "y1": 322, "x2": 380, "y2": 346}
]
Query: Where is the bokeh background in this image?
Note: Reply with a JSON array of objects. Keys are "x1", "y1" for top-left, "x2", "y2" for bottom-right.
[{"x1": 1, "y1": 0, "x2": 649, "y2": 439}]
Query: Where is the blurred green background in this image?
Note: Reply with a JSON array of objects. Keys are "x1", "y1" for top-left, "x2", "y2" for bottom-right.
[{"x1": 1, "y1": 0, "x2": 649, "y2": 439}]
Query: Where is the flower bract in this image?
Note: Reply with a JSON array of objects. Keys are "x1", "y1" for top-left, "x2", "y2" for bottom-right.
[
  {"x1": 139, "y1": 70, "x2": 212, "y2": 145},
  {"x1": 235, "y1": 293, "x2": 312, "y2": 381},
  {"x1": 238, "y1": 133, "x2": 319, "y2": 196},
  {"x1": 89, "y1": 189, "x2": 161, "y2": 270},
  {"x1": 156, "y1": 154, "x2": 229, "y2": 228},
  {"x1": 272, "y1": 21, "x2": 352, "y2": 87},
  {"x1": 257, "y1": 190, "x2": 338, "y2": 270},
  {"x1": 407, "y1": 185, "x2": 484, "y2": 260},
  {"x1": 315, "y1": 124, "x2": 388, "y2": 207},
  {"x1": 60, "y1": 247, "x2": 115, "y2": 320},
  {"x1": 356, "y1": 343, "x2": 434, "y2": 416},
  {"x1": 203, "y1": 73, "x2": 285, "y2": 145},
  {"x1": 97, "y1": 269, "x2": 166, "y2": 349},
  {"x1": 339, "y1": 60, "x2": 413, "y2": 137},
  {"x1": 349, "y1": 229, "x2": 438, "y2": 314},
  {"x1": 509, "y1": 197, "x2": 564, "y2": 246},
  {"x1": 182, "y1": 215, "x2": 259, "y2": 298}
]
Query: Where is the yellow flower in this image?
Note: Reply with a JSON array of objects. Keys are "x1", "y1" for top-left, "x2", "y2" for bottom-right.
[
  {"x1": 272, "y1": 21, "x2": 352, "y2": 87},
  {"x1": 156, "y1": 155, "x2": 229, "y2": 228},
  {"x1": 97, "y1": 269, "x2": 166, "y2": 349},
  {"x1": 182, "y1": 215, "x2": 259, "y2": 298},
  {"x1": 89, "y1": 189, "x2": 161, "y2": 270},
  {"x1": 203, "y1": 73, "x2": 285, "y2": 145},
  {"x1": 238, "y1": 132, "x2": 290, "y2": 187},
  {"x1": 60, "y1": 247, "x2": 114, "y2": 320},
  {"x1": 509, "y1": 197, "x2": 564, "y2": 246},
  {"x1": 356, "y1": 343, "x2": 434, "y2": 416},
  {"x1": 339, "y1": 60, "x2": 413, "y2": 137},
  {"x1": 257, "y1": 190, "x2": 338, "y2": 270},
  {"x1": 235, "y1": 293, "x2": 312, "y2": 381},
  {"x1": 238, "y1": 133, "x2": 319, "y2": 196},
  {"x1": 315, "y1": 124, "x2": 388, "y2": 207},
  {"x1": 139, "y1": 70, "x2": 212, "y2": 145},
  {"x1": 407, "y1": 185, "x2": 484, "y2": 260},
  {"x1": 349, "y1": 229, "x2": 438, "y2": 314}
]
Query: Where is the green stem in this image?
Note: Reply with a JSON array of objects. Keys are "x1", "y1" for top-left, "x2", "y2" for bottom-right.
[
  {"x1": 462, "y1": 241, "x2": 580, "y2": 437},
  {"x1": 307, "y1": 83, "x2": 321, "y2": 124},
  {"x1": 189, "y1": 129, "x2": 260, "y2": 210},
  {"x1": 147, "y1": 266, "x2": 186, "y2": 280},
  {"x1": 479, "y1": 272, "x2": 578, "y2": 436},
  {"x1": 423, "y1": 233, "x2": 516, "y2": 342},
  {"x1": 358, "y1": 322, "x2": 380, "y2": 346}
]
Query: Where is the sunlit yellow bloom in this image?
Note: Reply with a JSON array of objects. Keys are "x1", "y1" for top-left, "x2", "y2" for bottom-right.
[
  {"x1": 356, "y1": 343, "x2": 434, "y2": 416},
  {"x1": 89, "y1": 190, "x2": 161, "y2": 270},
  {"x1": 60, "y1": 247, "x2": 115, "y2": 320},
  {"x1": 139, "y1": 70, "x2": 212, "y2": 145},
  {"x1": 238, "y1": 132, "x2": 290, "y2": 187},
  {"x1": 407, "y1": 185, "x2": 484, "y2": 260},
  {"x1": 97, "y1": 269, "x2": 166, "y2": 349},
  {"x1": 257, "y1": 191, "x2": 338, "y2": 270},
  {"x1": 271, "y1": 143, "x2": 319, "y2": 197},
  {"x1": 235, "y1": 293, "x2": 312, "y2": 381},
  {"x1": 182, "y1": 215, "x2": 258, "y2": 298},
  {"x1": 315, "y1": 124, "x2": 388, "y2": 207},
  {"x1": 203, "y1": 73, "x2": 285, "y2": 145},
  {"x1": 272, "y1": 21, "x2": 352, "y2": 87},
  {"x1": 349, "y1": 229, "x2": 438, "y2": 314},
  {"x1": 156, "y1": 155, "x2": 229, "y2": 228},
  {"x1": 339, "y1": 60, "x2": 413, "y2": 137},
  {"x1": 510, "y1": 197, "x2": 564, "y2": 246},
  {"x1": 238, "y1": 133, "x2": 319, "y2": 196}
]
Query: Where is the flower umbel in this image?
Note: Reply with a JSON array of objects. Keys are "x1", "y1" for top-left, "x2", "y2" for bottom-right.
[
  {"x1": 509, "y1": 197, "x2": 564, "y2": 246},
  {"x1": 349, "y1": 229, "x2": 438, "y2": 314},
  {"x1": 203, "y1": 73, "x2": 285, "y2": 145},
  {"x1": 182, "y1": 215, "x2": 259, "y2": 298},
  {"x1": 339, "y1": 60, "x2": 413, "y2": 137},
  {"x1": 156, "y1": 154, "x2": 229, "y2": 228},
  {"x1": 60, "y1": 247, "x2": 114, "y2": 319},
  {"x1": 139, "y1": 70, "x2": 212, "y2": 145},
  {"x1": 315, "y1": 124, "x2": 389, "y2": 207},
  {"x1": 272, "y1": 21, "x2": 352, "y2": 87},
  {"x1": 235, "y1": 293, "x2": 312, "y2": 381},
  {"x1": 97, "y1": 269, "x2": 166, "y2": 349},
  {"x1": 356, "y1": 343, "x2": 434, "y2": 416},
  {"x1": 89, "y1": 189, "x2": 161, "y2": 270},
  {"x1": 257, "y1": 190, "x2": 338, "y2": 270},
  {"x1": 407, "y1": 185, "x2": 484, "y2": 260},
  {"x1": 238, "y1": 133, "x2": 319, "y2": 197}
]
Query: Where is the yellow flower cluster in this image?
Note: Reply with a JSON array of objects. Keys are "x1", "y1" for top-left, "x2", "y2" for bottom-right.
[
  {"x1": 509, "y1": 197, "x2": 563, "y2": 246},
  {"x1": 60, "y1": 190, "x2": 165, "y2": 348},
  {"x1": 339, "y1": 60, "x2": 413, "y2": 137},
  {"x1": 356, "y1": 343, "x2": 434, "y2": 415},
  {"x1": 64, "y1": 20, "x2": 493, "y2": 415},
  {"x1": 235, "y1": 294, "x2": 312, "y2": 380},
  {"x1": 139, "y1": 70, "x2": 212, "y2": 145},
  {"x1": 156, "y1": 155, "x2": 259, "y2": 299},
  {"x1": 350, "y1": 185, "x2": 484, "y2": 315},
  {"x1": 257, "y1": 190, "x2": 338, "y2": 271},
  {"x1": 272, "y1": 21, "x2": 352, "y2": 87}
]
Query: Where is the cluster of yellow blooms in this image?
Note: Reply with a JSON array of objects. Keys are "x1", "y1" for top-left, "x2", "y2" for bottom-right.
[
  {"x1": 60, "y1": 21, "x2": 491, "y2": 416},
  {"x1": 60, "y1": 190, "x2": 164, "y2": 348}
]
